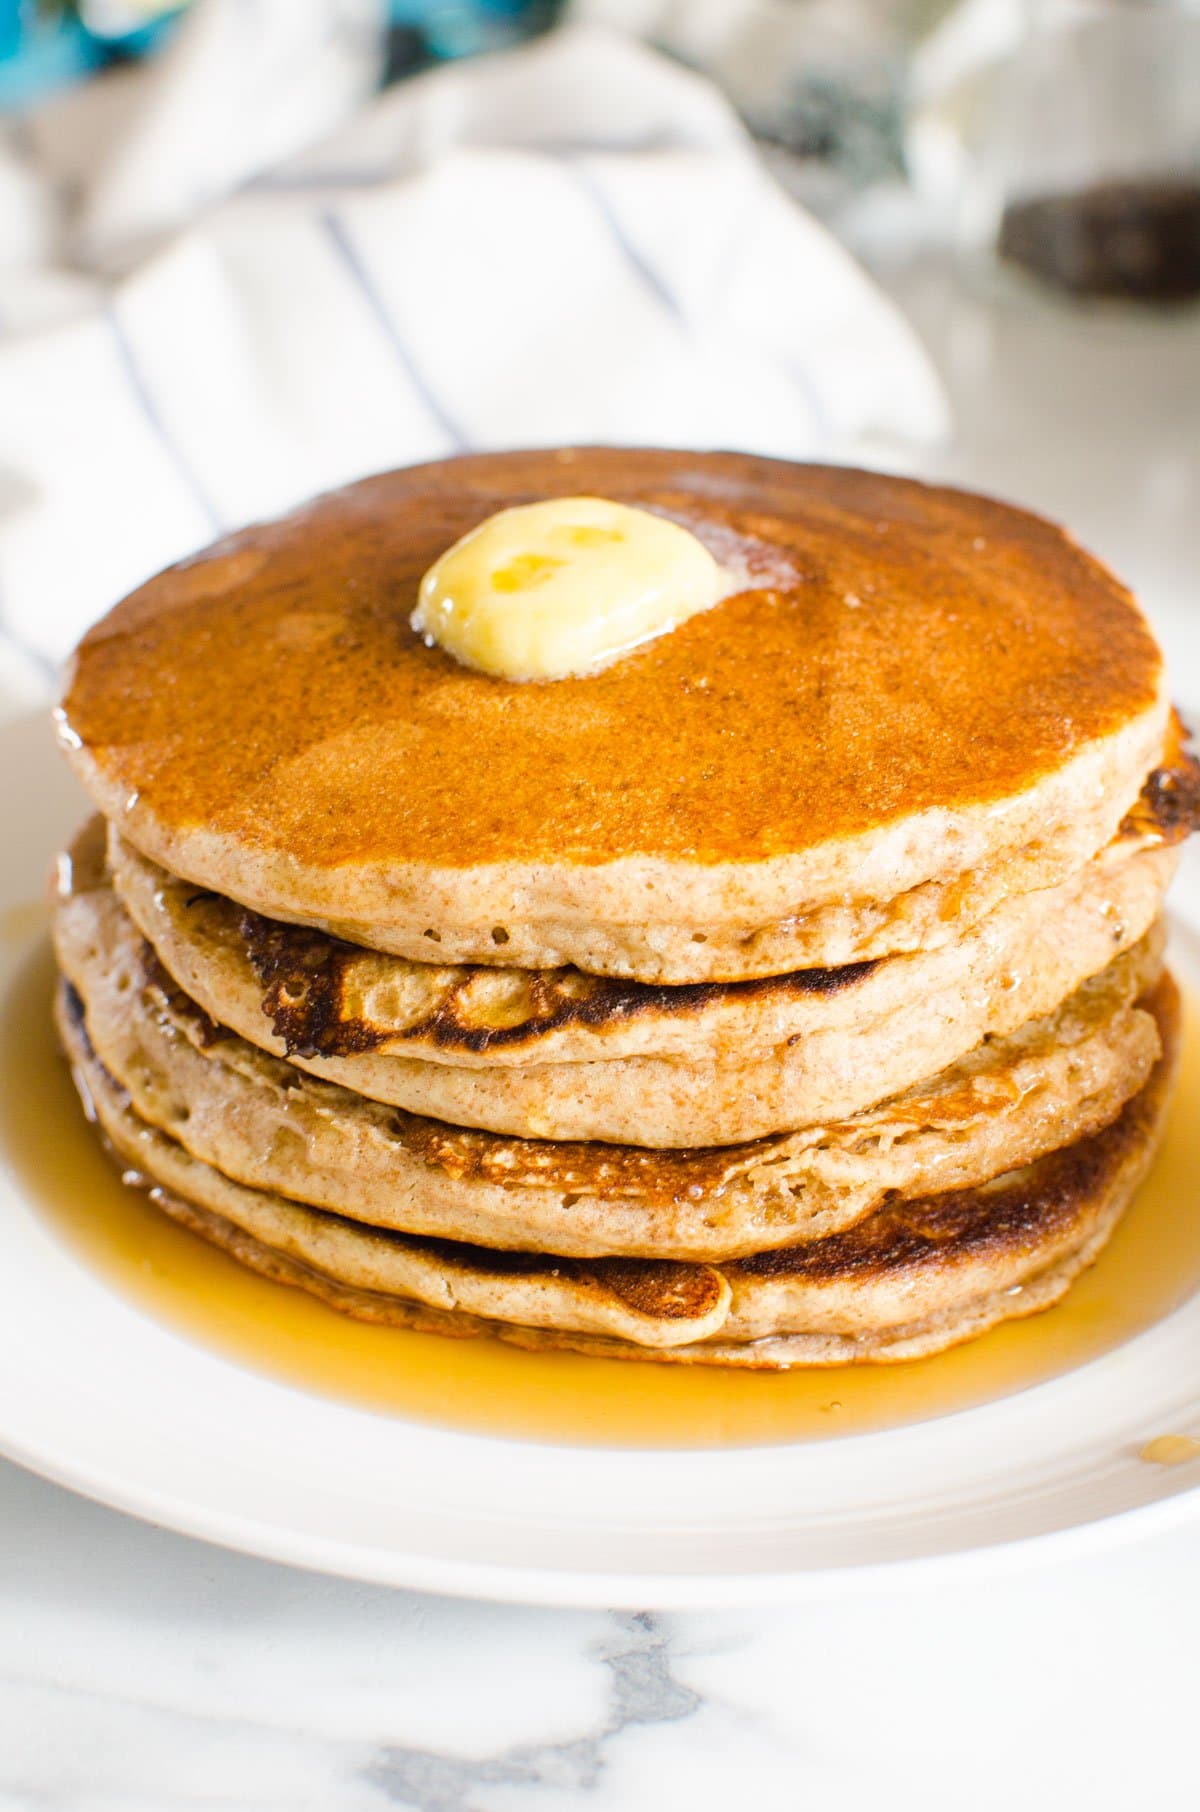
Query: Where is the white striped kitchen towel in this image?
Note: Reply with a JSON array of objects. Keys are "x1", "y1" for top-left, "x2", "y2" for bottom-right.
[{"x1": 0, "y1": 19, "x2": 947, "y2": 701}]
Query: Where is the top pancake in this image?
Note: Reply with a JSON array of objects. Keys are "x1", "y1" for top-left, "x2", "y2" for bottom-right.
[{"x1": 59, "y1": 450, "x2": 1169, "y2": 981}]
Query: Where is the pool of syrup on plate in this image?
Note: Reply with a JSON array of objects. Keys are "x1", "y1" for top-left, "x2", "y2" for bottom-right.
[{"x1": 4, "y1": 936, "x2": 1200, "y2": 1450}]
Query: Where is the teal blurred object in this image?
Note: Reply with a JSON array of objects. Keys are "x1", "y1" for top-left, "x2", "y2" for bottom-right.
[
  {"x1": 0, "y1": 1, "x2": 186, "y2": 109},
  {"x1": 79, "y1": 1, "x2": 187, "y2": 54},
  {"x1": 1, "y1": 1, "x2": 557, "y2": 110},
  {"x1": 0, "y1": 5, "x2": 104, "y2": 109},
  {"x1": 384, "y1": 0, "x2": 560, "y2": 73}
]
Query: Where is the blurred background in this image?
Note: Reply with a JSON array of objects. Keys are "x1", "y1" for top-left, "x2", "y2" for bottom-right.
[
  {"x1": 7, "y1": 0, "x2": 1200, "y2": 254},
  {"x1": 1, "y1": 0, "x2": 1198, "y2": 706}
]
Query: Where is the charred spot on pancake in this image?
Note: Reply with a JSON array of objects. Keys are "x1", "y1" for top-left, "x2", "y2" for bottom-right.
[
  {"x1": 236, "y1": 909, "x2": 388, "y2": 1060},
  {"x1": 392, "y1": 1105, "x2": 758, "y2": 1204},
  {"x1": 413, "y1": 954, "x2": 879, "y2": 1054},
  {"x1": 228, "y1": 892, "x2": 881, "y2": 1058},
  {"x1": 732, "y1": 991, "x2": 1176, "y2": 1285},
  {"x1": 137, "y1": 940, "x2": 232, "y2": 1049},
  {"x1": 377, "y1": 1234, "x2": 723, "y2": 1323},
  {"x1": 55, "y1": 979, "x2": 131, "y2": 1108},
  {"x1": 728, "y1": 1163, "x2": 1088, "y2": 1282},
  {"x1": 60, "y1": 977, "x2": 88, "y2": 1039},
  {"x1": 1119, "y1": 714, "x2": 1200, "y2": 844},
  {"x1": 360, "y1": 1220, "x2": 725, "y2": 1325},
  {"x1": 1133, "y1": 749, "x2": 1200, "y2": 842},
  {"x1": 594, "y1": 1258, "x2": 726, "y2": 1320}
]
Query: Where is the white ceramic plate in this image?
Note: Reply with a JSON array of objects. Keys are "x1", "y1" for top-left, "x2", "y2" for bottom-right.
[{"x1": 2, "y1": 710, "x2": 1199, "y2": 1608}]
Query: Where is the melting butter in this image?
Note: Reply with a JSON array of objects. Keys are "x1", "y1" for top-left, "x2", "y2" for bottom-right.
[
  {"x1": 1138, "y1": 1433, "x2": 1200, "y2": 1466},
  {"x1": 412, "y1": 496, "x2": 726, "y2": 681}
]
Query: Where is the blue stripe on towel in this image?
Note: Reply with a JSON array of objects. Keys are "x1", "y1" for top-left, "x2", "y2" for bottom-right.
[
  {"x1": 567, "y1": 160, "x2": 682, "y2": 323},
  {"x1": 323, "y1": 210, "x2": 471, "y2": 453},
  {"x1": 571, "y1": 158, "x2": 831, "y2": 447},
  {"x1": 106, "y1": 306, "x2": 225, "y2": 535}
]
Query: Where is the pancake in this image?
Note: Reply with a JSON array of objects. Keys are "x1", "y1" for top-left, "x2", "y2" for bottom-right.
[
  {"x1": 89, "y1": 825, "x2": 1176, "y2": 1146},
  {"x1": 54, "y1": 972, "x2": 1180, "y2": 1366},
  {"x1": 58, "y1": 451, "x2": 1169, "y2": 983},
  {"x1": 56, "y1": 856, "x2": 1164, "y2": 1260},
  {"x1": 104, "y1": 747, "x2": 1195, "y2": 1069},
  {"x1": 57, "y1": 988, "x2": 729, "y2": 1350}
]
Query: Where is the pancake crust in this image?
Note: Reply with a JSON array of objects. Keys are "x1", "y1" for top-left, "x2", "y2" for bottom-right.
[
  {"x1": 57, "y1": 988, "x2": 732, "y2": 1350},
  {"x1": 59, "y1": 451, "x2": 1169, "y2": 981},
  {"x1": 56, "y1": 859, "x2": 1164, "y2": 1259},
  {"x1": 104, "y1": 752, "x2": 1195, "y2": 1068},
  {"x1": 54, "y1": 974, "x2": 1180, "y2": 1366},
  {"x1": 90, "y1": 824, "x2": 1175, "y2": 1146}
]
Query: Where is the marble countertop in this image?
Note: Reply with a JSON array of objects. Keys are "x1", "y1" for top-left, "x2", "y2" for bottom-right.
[
  {"x1": 3, "y1": 1452, "x2": 1199, "y2": 1811},
  {"x1": 3, "y1": 257, "x2": 1200, "y2": 1810}
]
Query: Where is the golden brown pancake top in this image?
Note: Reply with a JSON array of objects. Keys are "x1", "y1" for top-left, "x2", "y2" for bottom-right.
[{"x1": 62, "y1": 449, "x2": 1164, "y2": 872}]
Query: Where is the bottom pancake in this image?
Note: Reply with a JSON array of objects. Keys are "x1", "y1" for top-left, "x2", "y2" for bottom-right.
[{"x1": 54, "y1": 975, "x2": 1181, "y2": 1367}]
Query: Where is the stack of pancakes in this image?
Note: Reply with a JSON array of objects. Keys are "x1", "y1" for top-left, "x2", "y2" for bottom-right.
[{"x1": 52, "y1": 451, "x2": 1198, "y2": 1367}]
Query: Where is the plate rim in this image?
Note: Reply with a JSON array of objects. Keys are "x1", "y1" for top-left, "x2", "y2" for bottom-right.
[{"x1": 1, "y1": 1377, "x2": 1199, "y2": 1608}]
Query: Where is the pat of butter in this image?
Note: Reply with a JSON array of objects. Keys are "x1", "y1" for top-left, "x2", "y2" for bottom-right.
[{"x1": 412, "y1": 496, "x2": 726, "y2": 681}]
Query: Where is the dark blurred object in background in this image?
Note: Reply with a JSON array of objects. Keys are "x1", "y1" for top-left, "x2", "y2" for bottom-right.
[
  {"x1": 963, "y1": 0, "x2": 1200, "y2": 305},
  {"x1": 999, "y1": 179, "x2": 1200, "y2": 304}
]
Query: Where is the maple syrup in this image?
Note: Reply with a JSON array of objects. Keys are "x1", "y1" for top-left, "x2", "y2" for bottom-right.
[
  {"x1": 4, "y1": 940, "x2": 1200, "y2": 1450},
  {"x1": 0, "y1": 901, "x2": 47, "y2": 945}
]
